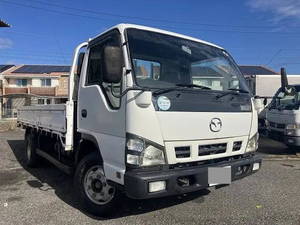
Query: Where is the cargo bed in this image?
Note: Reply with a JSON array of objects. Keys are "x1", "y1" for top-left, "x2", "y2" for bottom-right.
[{"x1": 18, "y1": 104, "x2": 66, "y2": 133}]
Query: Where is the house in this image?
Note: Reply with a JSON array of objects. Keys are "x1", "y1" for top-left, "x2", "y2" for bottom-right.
[
  {"x1": 239, "y1": 65, "x2": 300, "y2": 98},
  {"x1": 239, "y1": 65, "x2": 279, "y2": 96},
  {"x1": 0, "y1": 65, "x2": 70, "y2": 118},
  {"x1": 239, "y1": 65, "x2": 279, "y2": 76}
]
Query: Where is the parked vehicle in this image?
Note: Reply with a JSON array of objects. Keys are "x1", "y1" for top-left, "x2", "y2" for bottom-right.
[
  {"x1": 247, "y1": 72, "x2": 300, "y2": 132},
  {"x1": 17, "y1": 24, "x2": 261, "y2": 216},
  {"x1": 267, "y1": 68, "x2": 300, "y2": 148}
]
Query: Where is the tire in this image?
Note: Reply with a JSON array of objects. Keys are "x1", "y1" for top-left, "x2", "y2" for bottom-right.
[
  {"x1": 74, "y1": 152, "x2": 120, "y2": 216},
  {"x1": 24, "y1": 132, "x2": 40, "y2": 167}
]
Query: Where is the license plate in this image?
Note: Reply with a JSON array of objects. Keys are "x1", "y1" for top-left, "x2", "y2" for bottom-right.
[{"x1": 208, "y1": 166, "x2": 231, "y2": 186}]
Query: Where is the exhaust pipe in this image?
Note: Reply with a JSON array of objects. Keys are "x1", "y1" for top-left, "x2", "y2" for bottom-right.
[
  {"x1": 280, "y1": 67, "x2": 288, "y2": 90},
  {"x1": 280, "y1": 67, "x2": 295, "y2": 95}
]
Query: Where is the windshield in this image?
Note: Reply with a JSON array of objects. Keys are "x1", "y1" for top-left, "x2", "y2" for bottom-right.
[
  {"x1": 271, "y1": 88, "x2": 300, "y2": 110},
  {"x1": 126, "y1": 28, "x2": 249, "y2": 92}
]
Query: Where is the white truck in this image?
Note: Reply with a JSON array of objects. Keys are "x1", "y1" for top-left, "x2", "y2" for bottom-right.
[
  {"x1": 267, "y1": 68, "x2": 300, "y2": 149},
  {"x1": 246, "y1": 73, "x2": 300, "y2": 132},
  {"x1": 18, "y1": 24, "x2": 261, "y2": 216}
]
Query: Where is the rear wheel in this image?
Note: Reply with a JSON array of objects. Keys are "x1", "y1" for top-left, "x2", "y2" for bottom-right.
[
  {"x1": 24, "y1": 132, "x2": 40, "y2": 167},
  {"x1": 74, "y1": 152, "x2": 120, "y2": 216}
]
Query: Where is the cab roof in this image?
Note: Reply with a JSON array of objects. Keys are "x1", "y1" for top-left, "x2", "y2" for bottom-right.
[{"x1": 90, "y1": 23, "x2": 223, "y2": 50}]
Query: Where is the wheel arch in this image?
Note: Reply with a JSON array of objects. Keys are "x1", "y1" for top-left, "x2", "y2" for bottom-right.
[{"x1": 75, "y1": 133, "x2": 103, "y2": 165}]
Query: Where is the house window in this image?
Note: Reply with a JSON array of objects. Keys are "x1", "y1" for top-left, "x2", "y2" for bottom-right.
[
  {"x1": 38, "y1": 98, "x2": 51, "y2": 104},
  {"x1": 16, "y1": 79, "x2": 27, "y2": 87},
  {"x1": 41, "y1": 78, "x2": 51, "y2": 87}
]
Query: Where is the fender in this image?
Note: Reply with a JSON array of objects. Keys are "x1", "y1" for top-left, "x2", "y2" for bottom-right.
[{"x1": 75, "y1": 133, "x2": 102, "y2": 165}]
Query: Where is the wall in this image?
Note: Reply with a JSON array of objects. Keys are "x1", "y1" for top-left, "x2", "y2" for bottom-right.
[
  {"x1": 256, "y1": 75, "x2": 300, "y2": 97},
  {"x1": 31, "y1": 78, "x2": 59, "y2": 87},
  {"x1": 7, "y1": 78, "x2": 32, "y2": 87},
  {"x1": 56, "y1": 75, "x2": 68, "y2": 96}
]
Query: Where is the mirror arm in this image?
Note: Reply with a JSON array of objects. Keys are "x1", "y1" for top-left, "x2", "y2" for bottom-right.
[{"x1": 111, "y1": 85, "x2": 150, "y2": 98}]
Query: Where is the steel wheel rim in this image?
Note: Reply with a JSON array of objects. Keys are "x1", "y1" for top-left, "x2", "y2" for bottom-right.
[{"x1": 83, "y1": 165, "x2": 115, "y2": 205}]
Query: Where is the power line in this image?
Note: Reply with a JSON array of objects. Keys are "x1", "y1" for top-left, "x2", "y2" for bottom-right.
[
  {"x1": 0, "y1": 53, "x2": 70, "y2": 62},
  {"x1": 0, "y1": 53, "x2": 71, "y2": 59},
  {"x1": 1, "y1": 49, "x2": 71, "y2": 56},
  {"x1": 0, "y1": 0, "x2": 120, "y2": 23},
  {"x1": 27, "y1": 0, "x2": 289, "y2": 29},
  {"x1": 266, "y1": 49, "x2": 283, "y2": 66},
  {"x1": 2, "y1": 0, "x2": 300, "y2": 35}
]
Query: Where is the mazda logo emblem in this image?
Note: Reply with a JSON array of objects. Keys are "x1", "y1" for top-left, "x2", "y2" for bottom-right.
[{"x1": 209, "y1": 118, "x2": 222, "y2": 132}]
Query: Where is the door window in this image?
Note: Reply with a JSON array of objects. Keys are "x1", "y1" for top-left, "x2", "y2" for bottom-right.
[{"x1": 86, "y1": 30, "x2": 122, "y2": 109}]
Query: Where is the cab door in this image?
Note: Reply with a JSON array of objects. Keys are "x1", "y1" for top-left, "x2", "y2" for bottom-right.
[{"x1": 77, "y1": 29, "x2": 126, "y2": 184}]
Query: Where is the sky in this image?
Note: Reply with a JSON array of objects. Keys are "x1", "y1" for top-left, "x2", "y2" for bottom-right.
[{"x1": 1, "y1": 0, "x2": 300, "y2": 73}]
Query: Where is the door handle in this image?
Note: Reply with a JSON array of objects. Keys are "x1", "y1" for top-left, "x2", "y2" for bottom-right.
[{"x1": 81, "y1": 109, "x2": 87, "y2": 118}]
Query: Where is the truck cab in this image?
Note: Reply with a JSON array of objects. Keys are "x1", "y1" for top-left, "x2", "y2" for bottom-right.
[
  {"x1": 18, "y1": 24, "x2": 261, "y2": 216},
  {"x1": 266, "y1": 85, "x2": 300, "y2": 147}
]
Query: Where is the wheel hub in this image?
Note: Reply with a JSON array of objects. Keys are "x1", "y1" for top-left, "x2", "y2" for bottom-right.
[
  {"x1": 91, "y1": 179, "x2": 103, "y2": 192},
  {"x1": 84, "y1": 165, "x2": 115, "y2": 205}
]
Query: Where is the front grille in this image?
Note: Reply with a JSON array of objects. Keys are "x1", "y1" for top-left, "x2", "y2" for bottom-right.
[
  {"x1": 169, "y1": 153, "x2": 253, "y2": 170},
  {"x1": 198, "y1": 143, "x2": 227, "y2": 156},
  {"x1": 277, "y1": 123, "x2": 285, "y2": 129},
  {"x1": 269, "y1": 122, "x2": 285, "y2": 129},
  {"x1": 270, "y1": 122, "x2": 276, "y2": 128},
  {"x1": 175, "y1": 146, "x2": 191, "y2": 158},
  {"x1": 233, "y1": 141, "x2": 242, "y2": 151},
  {"x1": 269, "y1": 130, "x2": 284, "y2": 141}
]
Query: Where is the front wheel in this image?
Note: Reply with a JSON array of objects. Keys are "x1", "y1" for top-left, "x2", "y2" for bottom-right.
[{"x1": 74, "y1": 152, "x2": 120, "y2": 216}]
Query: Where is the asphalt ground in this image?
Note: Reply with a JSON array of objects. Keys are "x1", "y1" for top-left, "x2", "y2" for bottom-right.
[{"x1": 0, "y1": 130, "x2": 299, "y2": 225}]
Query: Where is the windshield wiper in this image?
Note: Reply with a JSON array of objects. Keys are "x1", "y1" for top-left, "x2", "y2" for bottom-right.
[
  {"x1": 216, "y1": 88, "x2": 249, "y2": 99},
  {"x1": 152, "y1": 86, "x2": 187, "y2": 96},
  {"x1": 111, "y1": 85, "x2": 151, "y2": 98},
  {"x1": 153, "y1": 84, "x2": 211, "y2": 96},
  {"x1": 227, "y1": 88, "x2": 249, "y2": 93},
  {"x1": 175, "y1": 83, "x2": 211, "y2": 90}
]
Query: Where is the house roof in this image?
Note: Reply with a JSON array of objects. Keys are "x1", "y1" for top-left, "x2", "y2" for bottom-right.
[
  {"x1": 13, "y1": 65, "x2": 70, "y2": 74},
  {"x1": 239, "y1": 65, "x2": 278, "y2": 75},
  {"x1": 0, "y1": 65, "x2": 14, "y2": 73}
]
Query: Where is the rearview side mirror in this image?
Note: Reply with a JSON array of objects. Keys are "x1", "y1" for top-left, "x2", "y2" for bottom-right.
[
  {"x1": 103, "y1": 46, "x2": 123, "y2": 83},
  {"x1": 253, "y1": 98, "x2": 264, "y2": 113},
  {"x1": 263, "y1": 97, "x2": 267, "y2": 106}
]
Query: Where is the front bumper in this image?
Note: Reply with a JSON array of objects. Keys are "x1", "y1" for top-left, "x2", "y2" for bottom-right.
[
  {"x1": 124, "y1": 154, "x2": 261, "y2": 199},
  {"x1": 268, "y1": 130, "x2": 300, "y2": 146}
]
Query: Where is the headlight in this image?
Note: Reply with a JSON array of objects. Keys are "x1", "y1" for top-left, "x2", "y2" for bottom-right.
[
  {"x1": 246, "y1": 133, "x2": 258, "y2": 152},
  {"x1": 285, "y1": 124, "x2": 300, "y2": 136},
  {"x1": 286, "y1": 129, "x2": 296, "y2": 136},
  {"x1": 126, "y1": 135, "x2": 165, "y2": 166},
  {"x1": 286, "y1": 124, "x2": 300, "y2": 129}
]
